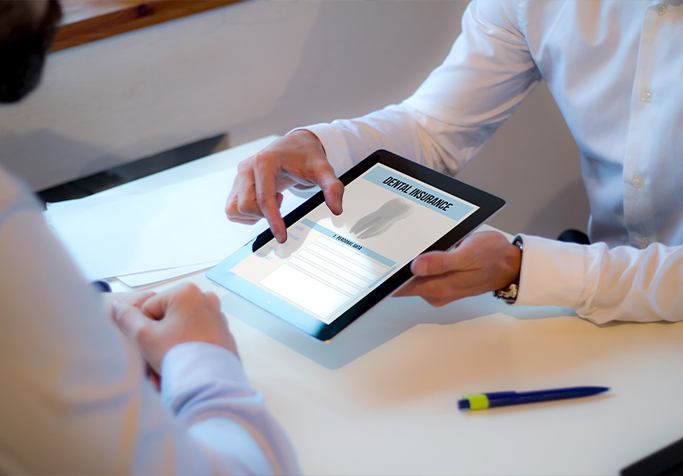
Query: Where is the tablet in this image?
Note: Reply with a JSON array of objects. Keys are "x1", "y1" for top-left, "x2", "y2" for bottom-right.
[
  {"x1": 207, "y1": 150, "x2": 505, "y2": 341},
  {"x1": 621, "y1": 435, "x2": 683, "y2": 476}
]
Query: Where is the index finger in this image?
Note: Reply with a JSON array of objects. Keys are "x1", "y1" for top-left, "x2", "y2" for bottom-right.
[
  {"x1": 253, "y1": 156, "x2": 287, "y2": 243},
  {"x1": 316, "y1": 164, "x2": 344, "y2": 216}
]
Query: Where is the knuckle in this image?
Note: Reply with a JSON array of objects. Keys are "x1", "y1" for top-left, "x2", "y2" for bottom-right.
[
  {"x1": 253, "y1": 152, "x2": 272, "y2": 171},
  {"x1": 237, "y1": 195, "x2": 257, "y2": 215},
  {"x1": 420, "y1": 259, "x2": 435, "y2": 275},
  {"x1": 435, "y1": 256, "x2": 448, "y2": 274},
  {"x1": 178, "y1": 282, "x2": 201, "y2": 299},
  {"x1": 329, "y1": 180, "x2": 344, "y2": 194},
  {"x1": 186, "y1": 282, "x2": 201, "y2": 294},
  {"x1": 225, "y1": 199, "x2": 238, "y2": 217},
  {"x1": 237, "y1": 159, "x2": 253, "y2": 174},
  {"x1": 255, "y1": 190, "x2": 274, "y2": 206}
]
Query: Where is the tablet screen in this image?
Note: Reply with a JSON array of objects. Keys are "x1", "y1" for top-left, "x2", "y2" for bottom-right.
[{"x1": 220, "y1": 162, "x2": 479, "y2": 326}]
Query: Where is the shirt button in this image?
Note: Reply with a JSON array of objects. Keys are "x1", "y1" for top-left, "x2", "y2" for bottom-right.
[
  {"x1": 641, "y1": 89, "x2": 653, "y2": 102},
  {"x1": 631, "y1": 175, "x2": 643, "y2": 188},
  {"x1": 632, "y1": 234, "x2": 650, "y2": 248},
  {"x1": 657, "y1": 4, "x2": 667, "y2": 15}
]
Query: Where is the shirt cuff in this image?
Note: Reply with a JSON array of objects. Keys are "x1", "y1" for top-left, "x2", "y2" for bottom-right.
[
  {"x1": 515, "y1": 234, "x2": 587, "y2": 309},
  {"x1": 160, "y1": 342, "x2": 249, "y2": 414},
  {"x1": 291, "y1": 124, "x2": 355, "y2": 177}
]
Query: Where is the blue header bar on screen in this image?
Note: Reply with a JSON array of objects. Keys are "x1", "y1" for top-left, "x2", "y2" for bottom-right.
[{"x1": 362, "y1": 164, "x2": 478, "y2": 222}]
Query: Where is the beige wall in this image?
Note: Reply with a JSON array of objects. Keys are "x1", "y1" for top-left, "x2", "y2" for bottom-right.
[{"x1": 0, "y1": 0, "x2": 588, "y2": 238}]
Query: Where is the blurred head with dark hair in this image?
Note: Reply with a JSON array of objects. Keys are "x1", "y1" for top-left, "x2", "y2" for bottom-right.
[{"x1": 0, "y1": 0, "x2": 62, "y2": 103}]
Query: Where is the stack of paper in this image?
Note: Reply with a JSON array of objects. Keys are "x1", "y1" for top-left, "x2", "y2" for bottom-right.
[{"x1": 45, "y1": 171, "x2": 305, "y2": 287}]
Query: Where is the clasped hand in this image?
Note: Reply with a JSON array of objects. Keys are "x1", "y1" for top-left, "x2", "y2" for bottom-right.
[{"x1": 104, "y1": 284, "x2": 238, "y2": 374}]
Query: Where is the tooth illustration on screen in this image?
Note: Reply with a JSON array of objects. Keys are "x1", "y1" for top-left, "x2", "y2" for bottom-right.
[{"x1": 350, "y1": 198, "x2": 413, "y2": 239}]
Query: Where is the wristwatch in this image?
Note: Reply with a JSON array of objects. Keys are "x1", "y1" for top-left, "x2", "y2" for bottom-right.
[{"x1": 493, "y1": 235, "x2": 524, "y2": 304}]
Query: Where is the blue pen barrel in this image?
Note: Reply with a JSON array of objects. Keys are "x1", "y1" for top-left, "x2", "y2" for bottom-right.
[
  {"x1": 458, "y1": 386, "x2": 609, "y2": 410},
  {"x1": 487, "y1": 387, "x2": 608, "y2": 408}
]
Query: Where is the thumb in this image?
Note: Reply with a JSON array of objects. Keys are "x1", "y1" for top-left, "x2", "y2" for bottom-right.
[
  {"x1": 141, "y1": 292, "x2": 173, "y2": 321},
  {"x1": 411, "y1": 250, "x2": 461, "y2": 277},
  {"x1": 111, "y1": 300, "x2": 152, "y2": 340}
]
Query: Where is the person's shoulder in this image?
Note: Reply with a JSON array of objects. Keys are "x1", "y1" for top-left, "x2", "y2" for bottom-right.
[
  {"x1": 470, "y1": 0, "x2": 578, "y2": 30},
  {"x1": 467, "y1": 0, "x2": 525, "y2": 31}
]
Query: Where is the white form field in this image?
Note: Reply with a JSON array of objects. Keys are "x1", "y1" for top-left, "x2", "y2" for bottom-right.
[{"x1": 261, "y1": 234, "x2": 392, "y2": 323}]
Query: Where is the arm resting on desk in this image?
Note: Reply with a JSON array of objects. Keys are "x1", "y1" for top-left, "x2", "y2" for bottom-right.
[
  {"x1": 0, "y1": 173, "x2": 297, "y2": 475},
  {"x1": 161, "y1": 342, "x2": 298, "y2": 475}
]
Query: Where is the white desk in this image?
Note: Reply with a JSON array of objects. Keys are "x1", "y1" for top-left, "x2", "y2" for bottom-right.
[{"x1": 109, "y1": 137, "x2": 683, "y2": 475}]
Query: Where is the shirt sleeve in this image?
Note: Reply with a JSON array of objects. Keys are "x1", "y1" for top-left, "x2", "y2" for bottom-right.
[
  {"x1": 304, "y1": 0, "x2": 540, "y2": 176},
  {"x1": 161, "y1": 342, "x2": 299, "y2": 476},
  {"x1": 0, "y1": 179, "x2": 298, "y2": 475},
  {"x1": 516, "y1": 234, "x2": 683, "y2": 324}
]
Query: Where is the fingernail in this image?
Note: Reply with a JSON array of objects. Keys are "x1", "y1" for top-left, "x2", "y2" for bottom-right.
[{"x1": 412, "y1": 259, "x2": 426, "y2": 275}]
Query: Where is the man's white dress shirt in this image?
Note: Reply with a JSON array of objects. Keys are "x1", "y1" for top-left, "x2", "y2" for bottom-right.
[
  {"x1": 0, "y1": 168, "x2": 298, "y2": 474},
  {"x1": 302, "y1": 0, "x2": 683, "y2": 324}
]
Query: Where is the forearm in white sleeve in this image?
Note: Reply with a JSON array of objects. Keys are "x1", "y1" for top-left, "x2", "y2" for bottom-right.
[
  {"x1": 161, "y1": 343, "x2": 299, "y2": 476},
  {"x1": 304, "y1": 0, "x2": 540, "y2": 177},
  {"x1": 516, "y1": 234, "x2": 683, "y2": 323}
]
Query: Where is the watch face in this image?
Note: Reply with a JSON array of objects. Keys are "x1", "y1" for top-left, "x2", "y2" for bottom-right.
[{"x1": 494, "y1": 283, "x2": 518, "y2": 304}]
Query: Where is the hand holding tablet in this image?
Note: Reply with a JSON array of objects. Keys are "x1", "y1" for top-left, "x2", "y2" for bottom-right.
[
  {"x1": 211, "y1": 149, "x2": 505, "y2": 340},
  {"x1": 396, "y1": 231, "x2": 522, "y2": 307}
]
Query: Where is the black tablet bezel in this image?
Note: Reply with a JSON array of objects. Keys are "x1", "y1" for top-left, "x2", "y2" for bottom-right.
[
  {"x1": 220, "y1": 149, "x2": 505, "y2": 341},
  {"x1": 621, "y1": 435, "x2": 683, "y2": 476}
]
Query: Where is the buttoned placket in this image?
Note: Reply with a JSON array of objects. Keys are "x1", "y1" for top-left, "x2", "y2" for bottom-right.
[{"x1": 621, "y1": 2, "x2": 667, "y2": 248}]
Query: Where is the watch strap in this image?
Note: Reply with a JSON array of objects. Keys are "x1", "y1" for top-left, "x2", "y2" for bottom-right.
[{"x1": 493, "y1": 235, "x2": 524, "y2": 304}]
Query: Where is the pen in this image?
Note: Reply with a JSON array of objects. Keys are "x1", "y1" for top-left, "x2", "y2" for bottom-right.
[
  {"x1": 91, "y1": 280, "x2": 111, "y2": 293},
  {"x1": 458, "y1": 386, "x2": 609, "y2": 411}
]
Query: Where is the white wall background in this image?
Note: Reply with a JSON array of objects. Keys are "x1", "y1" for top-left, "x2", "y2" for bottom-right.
[{"x1": 0, "y1": 0, "x2": 589, "y2": 238}]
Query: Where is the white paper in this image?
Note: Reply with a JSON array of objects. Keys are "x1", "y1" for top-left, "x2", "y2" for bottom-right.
[
  {"x1": 45, "y1": 171, "x2": 305, "y2": 280},
  {"x1": 117, "y1": 261, "x2": 219, "y2": 287}
]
